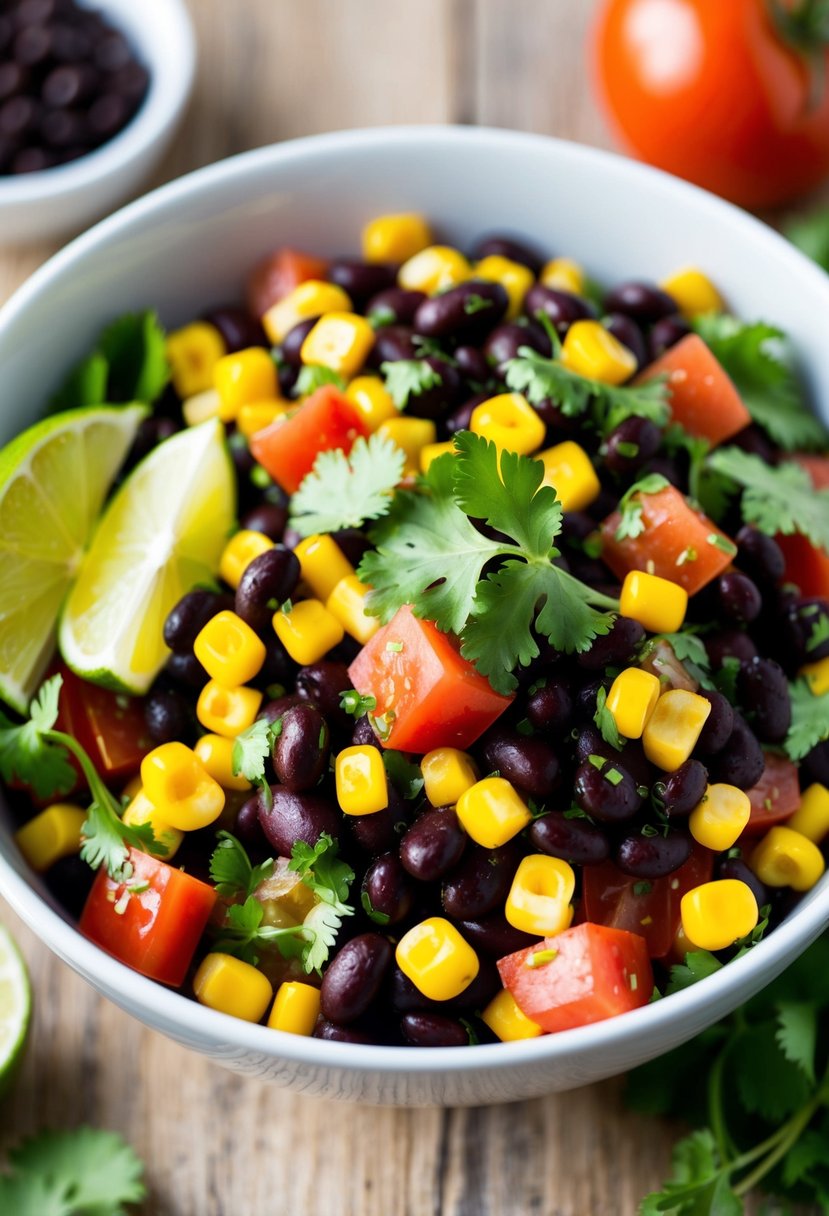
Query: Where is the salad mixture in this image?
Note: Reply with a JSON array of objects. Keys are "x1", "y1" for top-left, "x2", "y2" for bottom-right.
[{"x1": 1, "y1": 213, "x2": 828, "y2": 1048}]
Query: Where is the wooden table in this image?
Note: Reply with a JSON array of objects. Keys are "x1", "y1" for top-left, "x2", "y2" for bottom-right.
[{"x1": 0, "y1": 2, "x2": 766, "y2": 1211}]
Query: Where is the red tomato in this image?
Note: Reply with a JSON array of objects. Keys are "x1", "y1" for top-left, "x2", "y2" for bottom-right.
[
  {"x1": 497, "y1": 923, "x2": 653, "y2": 1033},
  {"x1": 80, "y1": 849, "x2": 217, "y2": 986},
  {"x1": 591, "y1": 0, "x2": 829, "y2": 209},
  {"x1": 778, "y1": 456, "x2": 829, "y2": 597},
  {"x1": 249, "y1": 385, "x2": 368, "y2": 494},
  {"x1": 247, "y1": 247, "x2": 330, "y2": 319},
  {"x1": 58, "y1": 666, "x2": 152, "y2": 781},
  {"x1": 600, "y1": 485, "x2": 735, "y2": 596},
  {"x1": 582, "y1": 842, "x2": 713, "y2": 959},
  {"x1": 637, "y1": 335, "x2": 750, "y2": 448},
  {"x1": 742, "y1": 752, "x2": 801, "y2": 836},
  {"x1": 347, "y1": 604, "x2": 513, "y2": 752},
  {"x1": 794, "y1": 454, "x2": 829, "y2": 491}
]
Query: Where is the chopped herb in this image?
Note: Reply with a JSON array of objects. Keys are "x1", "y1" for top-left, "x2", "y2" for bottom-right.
[
  {"x1": 515, "y1": 717, "x2": 534, "y2": 737},
  {"x1": 385, "y1": 640, "x2": 404, "y2": 652},
  {"x1": 615, "y1": 440, "x2": 640, "y2": 459},
  {"x1": 587, "y1": 753, "x2": 606, "y2": 770},
  {"x1": 367, "y1": 305, "x2": 396, "y2": 329},
  {"x1": 381, "y1": 358, "x2": 443, "y2": 410},
  {"x1": 784, "y1": 678, "x2": 829, "y2": 761},
  {"x1": 526, "y1": 948, "x2": 559, "y2": 968},
  {"x1": 464, "y1": 292, "x2": 494, "y2": 315},
  {"x1": 339, "y1": 689, "x2": 377, "y2": 719},
  {"x1": 633, "y1": 881, "x2": 653, "y2": 896},
  {"x1": 593, "y1": 685, "x2": 624, "y2": 751},
  {"x1": 295, "y1": 363, "x2": 347, "y2": 396},
  {"x1": 382, "y1": 750, "x2": 425, "y2": 801},
  {"x1": 706, "y1": 532, "x2": 738, "y2": 556},
  {"x1": 676, "y1": 546, "x2": 698, "y2": 566},
  {"x1": 707, "y1": 447, "x2": 829, "y2": 551},
  {"x1": 807, "y1": 615, "x2": 829, "y2": 653},
  {"x1": 604, "y1": 766, "x2": 624, "y2": 787},
  {"x1": 289, "y1": 432, "x2": 406, "y2": 537},
  {"x1": 360, "y1": 889, "x2": 390, "y2": 925},
  {"x1": 614, "y1": 474, "x2": 671, "y2": 541}
]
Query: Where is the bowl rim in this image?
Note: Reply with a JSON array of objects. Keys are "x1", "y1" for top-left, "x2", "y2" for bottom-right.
[
  {"x1": 0, "y1": 0, "x2": 195, "y2": 208},
  {"x1": 1, "y1": 123, "x2": 828, "y2": 1074}
]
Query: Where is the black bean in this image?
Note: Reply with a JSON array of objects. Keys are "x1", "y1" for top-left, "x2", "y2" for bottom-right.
[
  {"x1": 234, "y1": 796, "x2": 268, "y2": 850},
  {"x1": 717, "y1": 572, "x2": 762, "y2": 625},
  {"x1": 259, "y1": 693, "x2": 303, "y2": 724},
  {"x1": 272, "y1": 704, "x2": 329, "y2": 792},
  {"x1": 616, "y1": 830, "x2": 692, "y2": 879},
  {"x1": 279, "y1": 317, "x2": 318, "y2": 367},
  {"x1": 604, "y1": 281, "x2": 676, "y2": 323},
  {"x1": 314, "y1": 1020, "x2": 372, "y2": 1044},
  {"x1": 331, "y1": 527, "x2": 371, "y2": 567},
  {"x1": 526, "y1": 678, "x2": 573, "y2": 732},
  {"x1": 10, "y1": 145, "x2": 54, "y2": 172},
  {"x1": 164, "y1": 650, "x2": 209, "y2": 690},
  {"x1": 400, "y1": 808, "x2": 466, "y2": 882},
  {"x1": 577, "y1": 616, "x2": 645, "y2": 670},
  {"x1": 204, "y1": 305, "x2": 267, "y2": 353},
  {"x1": 659, "y1": 759, "x2": 708, "y2": 816},
  {"x1": 529, "y1": 811, "x2": 610, "y2": 864},
  {"x1": 441, "y1": 842, "x2": 521, "y2": 920},
  {"x1": 450, "y1": 955, "x2": 499, "y2": 1012},
  {"x1": 738, "y1": 657, "x2": 791, "y2": 743},
  {"x1": 0, "y1": 94, "x2": 37, "y2": 137},
  {"x1": 255, "y1": 786, "x2": 340, "y2": 855},
  {"x1": 352, "y1": 715, "x2": 379, "y2": 748},
  {"x1": 603, "y1": 312, "x2": 648, "y2": 370},
  {"x1": 320, "y1": 933, "x2": 393, "y2": 1023},
  {"x1": 405, "y1": 356, "x2": 463, "y2": 421},
  {"x1": 401, "y1": 1013, "x2": 469, "y2": 1047},
  {"x1": 369, "y1": 324, "x2": 417, "y2": 365},
  {"x1": 639, "y1": 454, "x2": 684, "y2": 489},
  {"x1": 163, "y1": 589, "x2": 234, "y2": 654},
  {"x1": 705, "y1": 629, "x2": 758, "y2": 669},
  {"x1": 602, "y1": 416, "x2": 662, "y2": 476},
  {"x1": 144, "y1": 688, "x2": 195, "y2": 746},
  {"x1": 735, "y1": 525, "x2": 786, "y2": 586},
  {"x1": 40, "y1": 107, "x2": 88, "y2": 149},
  {"x1": 108, "y1": 61, "x2": 150, "y2": 104},
  {"x1": 0, "y1": 62, "x2": 27, "y2": 103},
  {"x1": 329, "y1": 259, "x2": 397, "y2": 305},
  {"x1": 365, "y1": 286, "x2": 426, "y2": 325},
  {"x1": 648, "y1": 314, "x2": 691, "y2": 360},
  {"x1": 388, "y1": 967, "x2": 443, "y2": 1014},
  {"x1": 124, "y1": 415, "x2": 178, "y2": 469},
  {"x1": 295, "y1": 661, "x2": 352, "y2": 722},
  {"x1": 731, "y1": 425, "x2": 776, "y2": 464},
  {"x1": 253, "y1": 635, "x2": 296, "y2": 692},
  {"x1": 483, "y1": 320, "x2": 552, "y2": 376},
  {"x1": 456, "y1": 914, "x2": 538, "y2": 958},
  {"x1": 349, "y1": 788, "x2": 408, "y2": 855},
  {"x1": 94, "y1": 30, "x2": 132, "y2": 72},
  {"x1": 445, "y1": 394, "x2": 489, "y2": 433},
  {"x1": 44, "y1": 854, "x2": 95, "y2": 920},
  {"x1": 709, "y1": 714, "x2": 765, "y2": 789},
  {"x1": 362, "y1": 853, "x2": 414, "y2": 925},
  {"x1": 480, "y1": 729, "x2": 559, "y2": 797},
  {"x1": 524, "y1": 284, "x2": 594, "y2": 335},
  {"x1": 41, "y1": 63, "x2": 96, "y2": 108},
  {"x1": 574, "y1": 756, "x2": 644, "y2": 822},
  {"x1": 413, "y1": 279, "x2": 508, "y2": 341},
  {"x1": 13, "y1": 24, "x2": 51, "y2": 67},
  {"x1": 239, "y1": 502, "x2": 288, "y2": 542},
  {"x1": 454, "y1": 345, "x2": 491, "y2": 383},
  {"x1": 781, "y1": 598, "x2": 829, "y2": 666},
  {"x1": 50, "y1": 23, "x2": 91, "y2": 64},
  {"x1": 471, "y1": 233, "x2": 543, "y2": 274},
  {"x1": 235, "y1": 546, "x2": 300, "y2": 632},
  {"x1": 87, "y1": 92, "x2": 129, "y2": 141},
  {"x1": 718, "y1": 856, "x2": 768, "y2": 910},
  {"x1": 695, "y1": 690, "x2": 735, "y2": 755},
  {"x1": 803, "y1": 740, "x2": 829, "y2": 786}
]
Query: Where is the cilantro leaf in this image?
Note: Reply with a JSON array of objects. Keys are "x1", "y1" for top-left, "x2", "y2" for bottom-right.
[
  {"x1": 784, "y1": 678, "x2": 829, "y2": 761},
  {"x1": 50, "y1": 353, "x2": 109, "y2": 412},
  {"x1": 707, "y1": 448, "x2": 829, "y2": 550},
  {"x1": 614, "y1": 474, "x2": 670, "y2": 542},
  {"x1": 383, "y1": 751, "x2": 425, "y2": 801},
  {"x1": 288, "y1": 833, "x2": 354, "y2": 910},
  {"x1": 776, "y1": 1002, "x2": 817, "y2": 1084},
  {"x1": 785, "y1": 206, "x2": 829, "y2": 273},
  {"x1": 381, "y1": 358, "x2": 442, "y2": 410},
  {"x1": 4, "y1": 1127, "x2": 146, "y2": 1215},
  {"x1": 0, "y1": 1174, "x2": 74, "y2": 1216},
  {"x1": 54, "y1": 312, "x2": 169, "y2": 410},
  {"x1": 209, "y1": 830, "x2": 274, "y2": 900},
  {"x1": 339, "y1": 689, "x2": 377, "y2": 718},
  {"x1": 294, "y1": 364, "x2": 346, "y2": 396},
  {"x1": 361, "y1": 889, "x2": 391, "y2": 924},
  {"x1": 0, "y1": 682, "x2": 76, "y2": 800},
  {"x1": 302, "y1": 901, "x2": 345, "y2": 973},
  {"x1": 643, "y1": 630, "x2": 714, "y2": 689},
  {"x1": 231, "y1": 717, "x2": 280, "y2": 800},
  {"x1": 733, "y1": 1022, "x2": 813, "y2": 1122},
  {"x1": 594, "y1": 685, "x2": 624, "y2": 750},
  {"x1": 693, "y1": 314, "x2": 827, "y2": 452},
  {"x1": 666, "y1": 951, "x2": 724, "y2": 995},
  {"x1": 289, "y1": 433, "x2": 406, "y2": 537}
]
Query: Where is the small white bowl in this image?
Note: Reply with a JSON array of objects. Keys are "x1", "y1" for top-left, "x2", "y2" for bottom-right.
[
  {"x1": 0, "y1": 127, "x2": 828, "y2": 1106},
  {"x1": 0, "y1": 0, "x2": 195, "y2": 245}
]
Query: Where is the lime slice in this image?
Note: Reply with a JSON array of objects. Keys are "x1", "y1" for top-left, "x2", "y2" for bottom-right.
[
  {"x1": 0, "y1": 404, "x2": 148, "y2": 714},
  {"x1": 0, "y1": 924, "x2": 31, "y2": 1097},
  {"x1": 59, "y1": 418, "x2": 235, "y2": 694}
]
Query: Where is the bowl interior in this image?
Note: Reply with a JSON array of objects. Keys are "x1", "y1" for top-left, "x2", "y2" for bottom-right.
[{"x1": 0, "y1": 128, "x2": 828, "y2": 1094}]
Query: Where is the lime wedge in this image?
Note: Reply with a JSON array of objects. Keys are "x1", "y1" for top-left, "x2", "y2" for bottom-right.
[
  {"x1": 59, "y1": 418, "x2": 235, "y2": 694},
  {"x1": 0, "y1": 404, "x2": 147, "y2": 714},
  {"x1": 0, "y1": 924, "x2": 31, "y2": 1097}
]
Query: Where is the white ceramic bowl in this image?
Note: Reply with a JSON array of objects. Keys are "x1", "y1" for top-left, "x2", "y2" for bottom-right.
[
  {"x1": 0, "y1": 0, "x2": 195, "y2": 244},
  {"x1": 0, "y1": 127, "x2": 828, "y2": 1106}
]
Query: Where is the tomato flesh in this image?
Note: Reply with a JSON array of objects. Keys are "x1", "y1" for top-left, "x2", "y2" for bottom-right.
[
  {"x1": 498, "y1": 922, "x2": 653, "y2": 1033},
  {"x1": 742, "y1": 752, "x2": 801, "y2": 836},
  {"x1": 638, "y1": 335, "x2": 750, "y2": 448},
  {"x1": 247, "y1": 247, "x2": 330, "y2": 318},
  {"x1": 250, "y1": 385, "x2": 368, "y2": 494}
]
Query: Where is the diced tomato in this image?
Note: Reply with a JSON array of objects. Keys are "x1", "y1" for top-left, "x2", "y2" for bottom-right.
[
  {"x1": 637, "y1": 334, "x2": 751, "y2": 447},
  {"x1": 58, "y1": 666, "x2": 152, "y2": 781},
  {"x1": 582, "y1": 841, "x2": 713, "y2": 959},
  {"x1": 777, "y1": 457, "x2": 829, "y2": 598},
  {"x1": 80, "y1": 849, "x2": 217, "y2": 987},
  {"x1": 347, "y1": 604, "x2": 513, "y2": 752},
  {"x1": 742, "y1": 752, "x2": 800, "y2": 836},
  {"x1": 600, "y1": 484, "x2": 735, "y2": 595},
  {"x1": 794, "y1": 454, "x2": 829, "y2": 490},
  {"x1": 250, "y1": 385, "x2": 369, "y2": 494},
  {"x1": 497, "y1": 922, "x2": 653, "y2": 1033},
  {"x1": 247, "y1": 247, "x2": 330, "y2": 319}
]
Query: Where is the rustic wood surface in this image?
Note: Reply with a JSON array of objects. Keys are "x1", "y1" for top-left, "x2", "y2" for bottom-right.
[{"x1": 0, "y1": 2, "x2": 782, "y2": 1212}]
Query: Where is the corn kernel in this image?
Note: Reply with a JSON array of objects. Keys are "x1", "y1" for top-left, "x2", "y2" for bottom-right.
[
  {"x1": 122, "y1": 775, "x2": 142, "y2": 800},
  {"x1": 122, "y1": 789, "x2": 183, "y2": 859},
  {"x1": 326, "y1": 575, "x2": 380, "y2": 644},
  {"x1": 272, "y1": 599, "x2": 344, "y2": 666},
  {"x1": 140, "y1": 742, "x2": 226, "y2": 832},
  {"x1": 505, "y1": 854, "x2": 575, "y2": 937},
  {"x1": 362, "y1": 213, "x2": 432, "y2": 264},
  {"x1": 689, "y1": 784, "x2": 751, "y2": 851},
  {"x1": 267, "y1": 981, "x2": 321, "y2": 1036},
  {"x1": 419, "y1": 440, "x2": 456, "y2": 474},
  {"x1": 788, "y1": 783, "x2": 829, "y2": 844},
  {"x1": 193, "y1": 610, "x2": 266, "y2": 688},
  {"x1": 193, "y1": 953, "x2": 273, "y2": 1022},
  {"x1": 293, "y1": 534, "x2": 355, "y2": 600},
  {"x1": 398, "y1": 245, "x2": 470, "y2": 295},
  {"x1": 537, "y1": 441, "x2": 601, "y2": 511},
  {"x1": 377, "y1": 416, "x2": 437, "y2": 476},
  {"x1": 620, "y1": 570, "x2": 688, "y2": 634},
  {"x1": 456, "y1": 776, "x2": 532, "y2": 848},
  {"x1": 262, "y1": 280, "x2": 352, "y2": 345},
  {"x1": 236, "y1": 400, "x2": 290, "y2": 438},
  {"x1": 474, "y1": 254, "x2": 534, "y2": 320},
  {"x1": 299, "y1": 312, "x2": 374, "y2": 378},
  {"x1": 605, "y1": 667, "x2": 661, "y2": 740},
  {"x1": 660, "y1": 267, "x2": 723, "y2": 317},
  {"x1": 166, "y1": 321, "x2": 226, "y2": 399},
  {"x1": 214, "y1": 347, "x2": 278, "y2": 422},
  {"x1": 335, "y1": 745, "x2": 389, "y2": 816},
  {"x1": 219, "y1": 530, "x2": 274, "y2": 589},
  {"x1": 470, "y1": 392, "x2": 545, "y2": 456},
  {"x1": 396, "y1": 917, "x2": 479, "y2": 1001},
  {"x1": 194, "y1": 734, "x2": 252, "y2": 792},
  {"x1": 561, "y1": 319, "x2": 637, "y2": 385},
  {"x1": 421, "y1": 748, "x2": 479, "y2": 808},
  {"x1": 481, "y1": 988, "x2": 544, "y2": 1041},
  {"x1": 15, "y1": 803, "x2": 86, "y2": 872},
  {"x1": 750, "y1": 825, "x2": 826, "y2": 892},
  {"x1": 345, "y1": 375, "x2": 398, "y2": 430},
  {"x1": 801, "y1": 656, "x2": 829, "y2": 697},
  {"x1": 642, "y1": 688, "x2": 712, "y2": 772},
  {"x1": 680, "y1": 880, "x2": 758, "y2": 951},
  {"x1": 540, "y1": 257, "x2": 585, "y2": 295},
  {"x1": 196, "y1": 681, "x2": 263, "y2": 740},
  {"x1": 182, "y1": 387, "x2": 222, "y2": 427}
]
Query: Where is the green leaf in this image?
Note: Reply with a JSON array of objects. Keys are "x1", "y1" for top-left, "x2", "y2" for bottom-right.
[
  {"x1": 361, "y1": 889, "x2": 390, "y2": 924},
  {"x1": 594, "y1": 685, "x2": 624, "y2": 750},
  {"x1": 98, "y1": 311, "x2": 169, "y2": 405},
  {"x1": 732, "y1": 1023, "x2": 813, "y2": 1122},
  {"x1": 294, "y1": 364, "x2": 346, "y2": 396},
  {"x1": 666, "y1": 951, "x2": 723, "y2": 995},
  {"x1": 781, "y1": 1129, "x2": 829, "y2": 1188},
  {"x1": 8, "y1": 1126, "x2": 146, "y2": 1215},
  {"x1": 381, "y1": 358, "x2": 442, "y2": 409},
  {"x1": 302, "y1": 901, "x2": 344, "y2": 974},
  {"x1": 707, "y1": 448, "x2": 829, "y2": 551},
  {"x1": 776, "y1": 1002, "x2": 817, "y2": 1083},
  {"x1": 638, "y1": 1130, "x2": 742, "y2": 1215},
  {"x1": 0, "y1": 1174, "x2": 73, "y2": 1216},
  {"x1": 784, "y1": 678, "x2": 829, "y2": 761},
  {"x1": 232, "y1": 717, "x2": 278, "y2": 787},
  {"x1": 785, "y1": 207, "x2": 829, "y2": 273},
  {"x1": 289, "y1": 433, "x2": 406, "y2": 536},
  {"x1": 382, "y1": 750, "x2": 425, "y2": 801},
  {"x1": 614, "y1": 474, "x2": 671, "y2": 542},
  {"x1": 209, "y1": 831, "x2": 274, "y2": 900},
  {"x1": 288, "y1": 833, "x2": 354, "y2": 911},
  {"x1": 50, "y1": 353, "x2": 109, "y2": 411},
  {"x1": 0, "y1": 677, "x2": 76, "y2": 799}
]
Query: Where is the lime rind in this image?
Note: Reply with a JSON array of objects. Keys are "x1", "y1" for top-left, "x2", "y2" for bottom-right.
[{"x1": 0, "y1": 925, "x2": 32, "y2": 1098}]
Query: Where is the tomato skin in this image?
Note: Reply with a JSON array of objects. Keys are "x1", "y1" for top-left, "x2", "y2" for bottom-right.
[
  {"x1": 250, "y1": 385, "x2": 369, "y2": 494},
  {"x1": 58, "y1": 666, "x2": 152, "y2": 781},
  {"x1": 742, "y1": 752, "x2": 801, "y2": 836},
  {"x1": 497, "y1": 923, "x2": 653, "y2": 1033},
  {"x1": 638, "y1": 335, "x2": 750, "y2": 448},
  {"x1": 247, "y1": 247, "x2": 330, "y2": 319},
  {"x1": 592, "y1": 0, "x2": 829, "y2": 209},
  {"x1": 79, "y1": 849, "x2": 217, "y2": 986},
  {"x1": 347, "y1": 604, "x2": 513, "y2": 752}
]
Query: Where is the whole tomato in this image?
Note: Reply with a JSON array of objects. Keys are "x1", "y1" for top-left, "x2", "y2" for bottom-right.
[{"x1": 591, "y1": 0, "x2": 829, "y2": 208}]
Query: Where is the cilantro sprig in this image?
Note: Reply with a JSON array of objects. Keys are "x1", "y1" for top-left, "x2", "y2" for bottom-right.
[
  {"x1": 289, "y1": 433, "x2": 406, "y2": 537},
  {"x1": 294, "y1": 364, "x2": 347, "y2": 396},
  {"x1": 359, "y1": 432, "x2": 618, "y2": 694},
  {"x1": 0, "y1": 1126, "x2": 145, "y2": 1215},
  {"x1": 381, "y1": 358, "x2": 442, "y2": 410},
  {"x1": 0, "y1": 676, "x2": 163, "y2": 879},
  {"x1": 51, "y1": 311, "x2": 169, "y2": 411},
  {"x1": 613, "y1": 473, "x2": 670, "y2": 541},
  {"x1": 784, "y1": 678, "x2": 829, "y2": 761},
  {"x1": 707, "y1": 447, "x2": 829, "y2": 550},
  {"x1": 231, "y1": 716, "x2": 281, "y2": 803}
]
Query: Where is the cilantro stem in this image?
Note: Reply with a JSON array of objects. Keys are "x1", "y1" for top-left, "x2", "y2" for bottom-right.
[
  {"x1": 45, "y1": 728, "x2": 120, "y2": 815},
  {"x1": 555, "y1": 566, "x2": 620, "y2": 611},
  {"x1": 707, "y1": 1048, "x2": 734, "y2": 1163},
  {"x1": 731, "y1": 1072, "x2": 829, "y2": 1197}
]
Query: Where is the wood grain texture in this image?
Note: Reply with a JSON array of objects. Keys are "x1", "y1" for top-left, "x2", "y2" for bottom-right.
[{"x1": 0, "y1": 2, "x2": 770, "y2": 1212}]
